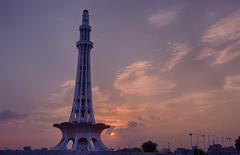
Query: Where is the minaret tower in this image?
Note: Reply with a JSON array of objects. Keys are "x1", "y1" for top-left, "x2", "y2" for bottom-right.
[
  {"x1": 69, "y1": 9, "x2": 95, "y2": 124},
  {"x1": 53, "y1": 9, "x2": 110, "y2": 152}
]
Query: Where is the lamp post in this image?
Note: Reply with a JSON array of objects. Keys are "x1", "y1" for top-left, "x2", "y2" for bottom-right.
[
  {"x1": 222, "y1": 137, "x2": 224, "y2": 146},
  {"x1": 207, "y1": 135, "x2": 211, "y2": 148},
  {"x1": 189, "y1": 133, "x2": 193, "y2": 149},
  {"x1": 229, "y1": 137, "x2": 233, "y2": 146},
  {"x1": 212, "y1": 135, "x2": 215, "y2": 145},
  {"x1": 226, "y1": 137, "x2": 230, "y2": 146},
  {"x1": 197, "y1": 134, "x2": 200, "y2": 149},
  {"x1": 202, "y1": 134, "x2": 206, "y2": 151}
]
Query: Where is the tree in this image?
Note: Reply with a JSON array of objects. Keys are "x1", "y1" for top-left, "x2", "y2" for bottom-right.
[
  {"x1": 235, "y1": 136, "x2": 240, "y2": 154},
  {"x1": 193, "y1": 148, "x2": 205, "y2": 155},
  {"x1": 141, "y1": 140, "x2": 158, "y2": 152}
]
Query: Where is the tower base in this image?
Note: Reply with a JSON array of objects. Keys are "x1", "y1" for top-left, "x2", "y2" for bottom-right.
[{"x1": 52, "y1": 122, "x2": 110, "y2": 152}]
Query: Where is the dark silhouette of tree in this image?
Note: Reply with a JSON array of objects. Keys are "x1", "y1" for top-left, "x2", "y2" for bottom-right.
[
  {"x1": 193, "y1": 148, "x2": 205, "y2": 155},
  {"x1": 235, "y1": 136, "x2": 240, "y2": 154},
  {"x1": 141, "y1": 140, "x2": 158, "y2": 152}
]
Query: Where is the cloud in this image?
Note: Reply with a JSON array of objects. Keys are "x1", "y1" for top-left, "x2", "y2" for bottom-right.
[
  {"x1": 92, "y1": 86, "x2": 109, "y2": 103},
  {"x1": 195, "y1": 47, "x2": 216, "y2": 61},
  {"x1": 149, "y1": 115, "x2": 160, "y2": 121},
  {"x1": 102, "y1": 85, "x2": 240, "y2": 148},
  {"x1": 95, "y1": 101, "x2": 146, "y2": 128},
  {"x1": 103, "y1": 120, "x2": 143, "y2": 137},
  {"x1": 127, "y1": 121, "x2": 138, "y2": 128},
  {"x1": 214, "y1": 40, "x2": 240, "y2": 64},
  {"x1": 159, "y1": 91, "x2": 212, "y2": 116},
  {"x1": 148, "y1": 9, "x2": 179, "y2": 27},
  {"x1": 162, "y1": 43, "x2": 193, "y2": 71},
  {"x1": 202, "y1": 10, "x2": 240, "y2": 46},
  {"x1": 0, "y1": 109, "x2": 28, "y2": 121},
  {"x1": 146, "y1": 87, "x2": 240, "y2": 135},
  {"x1": 47, "y1": 80, "x2": 74, "y2": 105},
  {"x1": 96, "y1": 115, "x2": 129, "y2": 129},
  {"x1": 60, "y1": 80, "x2": 75, "y2": 88},
  {"x1": 224, "y1": 75, "x2": 240, "y2": 90},
  {"x1": 196, "y1": 10, "x2": 240, "y2": 64},
  {"x1": 29, "y1": 80, "x2": 76, "y2": 126},
  {"x1": 114, "y1": 60, "x2": 176, "y2": 96}
]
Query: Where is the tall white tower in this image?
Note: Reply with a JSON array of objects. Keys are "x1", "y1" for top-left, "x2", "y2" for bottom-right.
[
  {"x1": 53, "y1": 9, "x2": 110, "y2": 152},
  {"x1": 70, "y1": 9, "x2": 95, "y2": 124}
]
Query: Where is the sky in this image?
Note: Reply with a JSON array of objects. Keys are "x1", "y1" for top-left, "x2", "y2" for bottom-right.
[{"x1": 0, "y1": 0, "x2": 240, "y2": 151}]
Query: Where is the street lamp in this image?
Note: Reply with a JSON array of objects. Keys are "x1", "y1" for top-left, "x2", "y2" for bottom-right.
[
  {"x1": 202, "y1": 134, "x2": 206, "y2": 151},
  {"x1": 189, "y1": 133, "x2": 193, "y2": 149}
]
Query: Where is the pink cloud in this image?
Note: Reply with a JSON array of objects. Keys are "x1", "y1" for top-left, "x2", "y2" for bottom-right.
[{"x1": 114, "y1": 60, "x2": 176, "y2": 96}]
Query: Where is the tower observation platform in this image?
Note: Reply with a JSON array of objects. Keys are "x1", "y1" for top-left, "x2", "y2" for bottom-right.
[{"x1": 53, "y1": 9, "x2": 110, "y2": 152}]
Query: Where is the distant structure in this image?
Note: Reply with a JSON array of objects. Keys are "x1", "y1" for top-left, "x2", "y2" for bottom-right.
[
  {"x1": 53, "y1": 9, "x2": 110, "y2": 152},
  {"x1": 23, "y1": 146, "x2": 32, "y2": 151},
  {"x1": 208, "y1": 144, "x2": 237, "y2": 155},
  {"x1": 174, "y1": 148, "x2": 191, "y2": 155}
]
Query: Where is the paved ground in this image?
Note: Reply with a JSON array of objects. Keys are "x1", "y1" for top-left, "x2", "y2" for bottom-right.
[{"x1": 1, "y1": 150, "x2": 156, "y2": 155}]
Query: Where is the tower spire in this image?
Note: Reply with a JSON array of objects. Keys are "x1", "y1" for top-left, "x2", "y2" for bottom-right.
[{"x1": 82, "y1": 9, "x2": 89, "y2": 25}]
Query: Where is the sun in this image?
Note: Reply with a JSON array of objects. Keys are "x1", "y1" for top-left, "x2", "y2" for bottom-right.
[{"x1": 110, "y1": 132, "x2": 115, "y2": 136}]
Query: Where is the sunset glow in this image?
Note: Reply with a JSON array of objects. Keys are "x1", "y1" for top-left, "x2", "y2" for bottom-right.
[
  {"x1": 0, "y1": 0, "x2": 240, "y2": 151},
  {"x1": 110, "y1": 132, "x2": 115, "y2": 136}
]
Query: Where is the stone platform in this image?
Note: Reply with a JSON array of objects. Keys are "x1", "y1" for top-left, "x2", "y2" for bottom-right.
[{"x1": 53, "y1": 122, "x2": 110, "y2": 151}]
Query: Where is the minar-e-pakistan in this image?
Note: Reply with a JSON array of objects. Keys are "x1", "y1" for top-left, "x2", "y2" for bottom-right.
[{"x1": 53, "y1": 9, "x2": 110, "y2": 152}]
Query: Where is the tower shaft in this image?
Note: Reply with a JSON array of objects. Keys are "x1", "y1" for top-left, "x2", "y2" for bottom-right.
[{"x1": 69, "y1": 10, "x2": 94, "y2": 124}]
